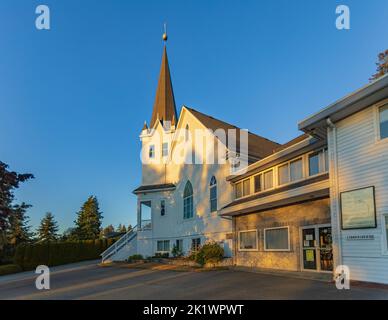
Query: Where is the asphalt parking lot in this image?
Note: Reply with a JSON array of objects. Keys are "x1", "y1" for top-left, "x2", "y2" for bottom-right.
[{"x1": 0, "y1": 261, "x2": 387, "y2": 300}]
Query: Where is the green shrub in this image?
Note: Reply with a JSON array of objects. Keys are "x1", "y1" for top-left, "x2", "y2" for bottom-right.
[
  {"x1": 0, "y1": 264, "x2": 22, "y2": 276},
  {"x1": 194, "y1": 242, "x2": 224, "y2": 266},
  {"x1": 171, "y1": 245, "x2": 183, "y2": 258},
  {"x1": 154, "y1": 252, "x2": 169, "y2": 258},
  {"x1": 126, "y1": 254, "x2": 143, "y2": 262}
]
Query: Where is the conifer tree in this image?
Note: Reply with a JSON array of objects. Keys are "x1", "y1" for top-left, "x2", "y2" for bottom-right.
[
  {"x1": 37, "y1": 212, "x2": 59, "y2": 242},
  {"x1": 74, "y1": 196, "x2": 103, "y2": 240},
  {"x1": 7, "y1": 202, "x2": 33, "y2": 246},
  {"x1": 370, "y1": 49, "x2": 388, "y2": 81}
]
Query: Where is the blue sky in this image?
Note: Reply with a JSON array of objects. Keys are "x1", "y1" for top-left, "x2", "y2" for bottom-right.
[{"x1": 1, "y1": 0, "x2": 387, "y2": 233}]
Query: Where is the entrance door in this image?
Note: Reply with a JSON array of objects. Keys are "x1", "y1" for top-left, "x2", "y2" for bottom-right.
[{"x1": 301, "y1": 225, "x2": 333, "y2": 272}]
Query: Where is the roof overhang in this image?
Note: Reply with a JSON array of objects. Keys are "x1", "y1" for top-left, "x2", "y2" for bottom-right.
[
  {"x1": 298, "y1": 74, "x2": 388, "y2": 136},
  {"x1": 133, "y1": 183, "x2": 176, "y2": 195},
  {"x1": 220, "y1": 177, "x2": 329, "y2": 217}
]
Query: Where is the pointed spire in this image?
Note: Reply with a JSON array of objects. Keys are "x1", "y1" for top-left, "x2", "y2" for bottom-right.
[
  {"x1": 142, "y1": 121, "x2": 148, "y2": 131},
  {"x1": 150, "y1": 43, "x2": 178, "y2": 128}
]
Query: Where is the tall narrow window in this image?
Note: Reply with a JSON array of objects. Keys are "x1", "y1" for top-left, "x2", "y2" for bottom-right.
[
  {"x1": 191, "y1": 238, "x2": 201, "y2": 251},
  {"x1": 185, "y1": 124, "x2": 190, "y2": 141},
  {"x1": 263, "y1": 170, "x2": 274, "y2": 190},
  {"x1": 162, "y1": 143, "x2": 168, "y2": 157},
  {"x1": 160, "y1": 200, "x2": 166, "y2": 216},
  {"x1": 254, "y1": 174, "x2": 262, "y2": 193},
  {"x1": 235, "y1": 181, "x2": 243, "y2": 198},
  {"x1": 149, "y1": 145, "x2": 155, "y2": 158},
  {"x1": 183, "y1": 181, "x2": 194, "y2": 219},
  {"x1": 379, "y1": 104, "x2": 388, "y2": 140},
  {"x1": 309, "y1": 149, "x2": 328, "y2": 176},
  {"x1": 209, "y1": 176, "x2": 217, "y2": 212},
  {"x1": 278, "y1": 164, "x2": 289, "y2": 185},
  {"x1": 290, "y1": 158, "x2": 303, "y2": 182}
]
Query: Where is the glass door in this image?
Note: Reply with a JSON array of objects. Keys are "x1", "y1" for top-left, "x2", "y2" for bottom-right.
[
  {"x1": 302, "y1": 228, "x2": 317, "y2": 270},
  {"x1": 301, "y1": 225, "x2": 333, "y2": 272},
  {"x1": 318, "y1": 226, "x2": 333, "y2": 271}
]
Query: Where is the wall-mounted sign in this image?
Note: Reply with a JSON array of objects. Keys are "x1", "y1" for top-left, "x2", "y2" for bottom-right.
[
  {"x1": 346, "y1": 235, "x2": 375, "y2": 241},
  {"x1": 340, "y1": 186, "x2": 377, "y2": 230}
]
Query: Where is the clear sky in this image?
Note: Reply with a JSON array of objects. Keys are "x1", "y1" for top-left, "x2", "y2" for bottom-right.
[{"x1": 1, "y1": 0, "x2": 387, "y2": 233}]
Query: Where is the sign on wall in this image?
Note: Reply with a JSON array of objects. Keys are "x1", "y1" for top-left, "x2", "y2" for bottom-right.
[{"x1": 340, "y1": 186, "x2": 377, "y2": 230}]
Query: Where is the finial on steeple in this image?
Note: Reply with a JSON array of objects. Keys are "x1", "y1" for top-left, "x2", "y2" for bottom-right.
[
  {"x1": 162, "y1": 23, "x2": 168, "y2": 42},
  {"x1": 171, "y1": 114, "x2": 176, "y2": 127}
]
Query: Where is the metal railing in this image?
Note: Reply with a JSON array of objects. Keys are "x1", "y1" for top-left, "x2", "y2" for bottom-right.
[
  {"x1": 101, "y1": 225, "x2": 138, "y2": 263},
  {"x1": 140, "y1": 219, "x2": 152, "y2": 230}
]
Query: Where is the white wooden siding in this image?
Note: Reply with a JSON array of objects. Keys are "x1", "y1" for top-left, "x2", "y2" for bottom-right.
[{"x1": 334, "y1": 102, "x2": 388, "y2": 284}]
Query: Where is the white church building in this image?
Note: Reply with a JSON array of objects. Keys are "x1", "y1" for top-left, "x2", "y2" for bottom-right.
[{"x1": 101, "y1": 39, "x2": 388, "y2": 285}]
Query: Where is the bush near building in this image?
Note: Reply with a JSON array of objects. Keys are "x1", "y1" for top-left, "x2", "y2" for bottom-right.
[
  {"x1": 191, "y1": 242, "x2": 224, "y2": 267},
  {"x1": 14, "y1": 239, "x2": 115, "y2": 271}
]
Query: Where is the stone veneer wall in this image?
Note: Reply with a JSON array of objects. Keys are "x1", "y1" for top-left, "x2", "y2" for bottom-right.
[{"x1": 234, "y1": 198, "x2": 330, "y2": 271}]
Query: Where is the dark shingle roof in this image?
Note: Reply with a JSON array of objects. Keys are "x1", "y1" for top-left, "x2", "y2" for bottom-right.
[{"x1": 186, "y1": 107, "x2": 280, "y2": 161}]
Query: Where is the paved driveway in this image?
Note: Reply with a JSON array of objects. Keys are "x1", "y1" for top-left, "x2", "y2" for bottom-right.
[{"x1": 0, "y1": 261, "x2": 387, "y2": 300}]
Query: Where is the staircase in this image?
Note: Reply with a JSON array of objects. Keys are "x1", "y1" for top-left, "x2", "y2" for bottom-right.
[{"x1": 101, "y1": 226, "x2": 138, "y2": 263}]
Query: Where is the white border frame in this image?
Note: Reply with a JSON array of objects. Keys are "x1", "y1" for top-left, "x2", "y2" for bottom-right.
[
  {"x1": 382, "y1": 214, "x2": 388, "y2": 256},
  {"x1": 238, "y1": 229, "x2": 259, "y2": 252},
  {"x1": 264, "y1": 226, "x2": 290, "y2": 252}
]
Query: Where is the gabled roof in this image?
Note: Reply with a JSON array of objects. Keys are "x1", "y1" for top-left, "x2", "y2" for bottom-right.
[
  {"x1": 150, "y1": 46, "x2": 178, "y2": 128},
  {"x1": 185, "y1": 107, "x2": 280, "y2": 161}
]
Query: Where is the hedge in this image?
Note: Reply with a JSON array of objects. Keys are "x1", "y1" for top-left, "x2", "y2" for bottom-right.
[
  {"x1": 14, "y1": 239, "x2": 115, "y2": 271},
  {"x1": 0, "y1": 264, "x2": 22, "y2": 276}
]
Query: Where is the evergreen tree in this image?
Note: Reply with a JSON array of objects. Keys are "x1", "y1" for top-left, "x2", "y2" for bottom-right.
[
  {"x1": 7, "y1": 202, "x2": 33, "y2": 246},
  {"x1": 117, "y1": 224, "x2": 126, "y2": 233},
  {"x1": 37, "y1": 212, "x2": 59, "y2": 242},
  {"x1": 0, "y1": 161, "x2": 34, "y2": 232},
  {"x1": 74, "y1": 196, "x2": 103, "y2": 240},
  {"x1": 370, "y1": 49, "x2": 388, "y2": 81},
  {"x1": 102, "y1": 224, "x2": 114, "y2": 237}
]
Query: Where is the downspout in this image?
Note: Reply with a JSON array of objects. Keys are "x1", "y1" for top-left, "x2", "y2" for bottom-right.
[{"x1": 326, "y1": 118, "x2": 343, "y2": 270}]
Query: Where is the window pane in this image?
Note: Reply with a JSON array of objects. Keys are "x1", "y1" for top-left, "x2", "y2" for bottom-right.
[
  {"x1": 239, "y1": 231, "x2": 257, "y2": 250},
  {"x1": 161, "y1": 200, "x2": 165, "y2": 216},
  {"x1": 157, "y1": 241, "x2": 163, "y2": 251},
  {"x1": 309, "y1": 153, "x2": 320, "y2": 176},
  {"x1": 254, "y1": 175, "x2": 261, "y2": 193},
  {"x1": 264, "y1": 170, "x2": 273, "y2": 190},
  {"x1": 324, "y1": 149, "x2": 329, "y2": 172},
  {"x1": 380, "y1": 105, "x2": 388, "y2": 139},
  {"x1": 265, "y1": 228, "x2": 289, "y2": 250},
  {"x1": 243, "y1": 179, "x2": 250, "y2": 196},
  {"x1": 149, "y1": 145, "x2": 155, "y2": 158},
  {"x1": 278, "y1": 164, "x2": 289, "y2": 185},
  {"x1": 290, "y1": 159, "x2": 303, "y2": 181},
  {"x1": 210, "y1": 184, "x2": 217, "y2": 212},
  {"x1": 235, "y1": 182, "x2": 242, "y2": 198},
  {"x1": 162, "y1": 143, "x2": 168, "y2": 157}
]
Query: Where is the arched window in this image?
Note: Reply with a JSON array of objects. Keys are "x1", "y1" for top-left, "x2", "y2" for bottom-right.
[
  {"x1": 185, "y1": 124, "x2": 190, "y2": 142},
  {"x1": 183, "y1": 181, "x2": 194, "y2": 219},
  {"x1": 210, "y1": 176, "x2": 217, "y2": 212}
]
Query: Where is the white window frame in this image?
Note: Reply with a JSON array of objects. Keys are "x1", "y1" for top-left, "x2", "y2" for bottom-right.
[
  {"x1": 262, "y1": 168, "x2": 275, "y2": 191},
  {"x1": 238, "y1": 229, "x2": 259, "y2": 252},
  {"x1": 277, "y1": 158, "x2": 304, "y2": 187},
  {"x1": 382, "y1": 214, "x2": 388, "y2": 256},
  {"x1": 374, "y1": 99, "x2": 388, "y2": 144},
  {"x1": 264, "y1": 226, "x2": 291, "y2": 252},
  {"x1": 162, "y1": 142, "x2": 169, "y2": 157},
  {"x1": 307, "y1": 148, "x2": 329, "y2": 177},
  {"x1": 157, "y1": 240, "x2": 170, "y2": 252},
  {"x1": 234, "y1": 177, "x2": 251, "y2": 199}
]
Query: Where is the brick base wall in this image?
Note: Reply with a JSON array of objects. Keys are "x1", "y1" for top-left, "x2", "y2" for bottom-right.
[{"x1": 234, "y1": 198, "x2": 330, "y2": 271}]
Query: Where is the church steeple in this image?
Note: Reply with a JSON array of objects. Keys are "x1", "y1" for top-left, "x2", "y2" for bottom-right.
[{"x1": 150, "y1": 32, "x2": 178, "y2": 128}]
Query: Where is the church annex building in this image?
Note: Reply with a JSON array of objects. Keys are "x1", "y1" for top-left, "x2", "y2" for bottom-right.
[{"x1": 101, "y1": 41, "x2": 388, "y2": 285}]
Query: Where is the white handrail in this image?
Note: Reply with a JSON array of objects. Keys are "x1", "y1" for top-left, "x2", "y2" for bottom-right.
[{"x1": 101, "y1": 225, "x2": 138, "y2": 262}]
